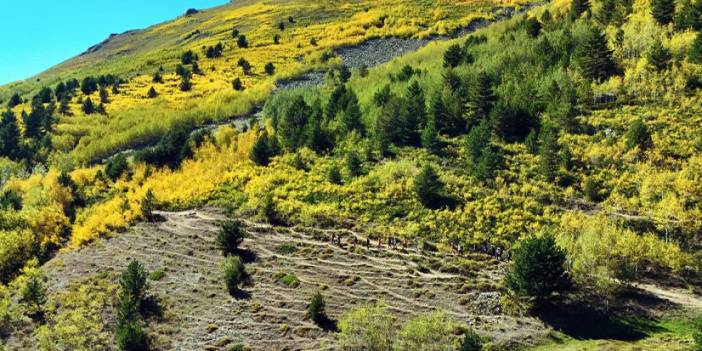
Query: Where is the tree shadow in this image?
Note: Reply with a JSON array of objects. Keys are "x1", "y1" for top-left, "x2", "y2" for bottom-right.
[
  {"x1": 237, "y1": 249, "x2": 258, "y2": 264},
  {"x1": 315, "y1": 315, "x2": 338, "y2": 332},
  {"x1": 533, "y1": 299, "x2": 664, "y2": 341},
  {"x1": 141, "y1": 295, "x2": 164, "y2": 320},
  {"x1": 229, "y1": 288, "x2": 251, "y2": 300}
]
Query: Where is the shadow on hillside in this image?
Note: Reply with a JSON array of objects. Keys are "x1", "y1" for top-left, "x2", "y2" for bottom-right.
[
  {"x1": 229, "y1": 288, "x2": 251, "y2": 300},
  {"x1": 316, "y1": 315, "x2": 338, "y2": 332},
  {"x1": 238, "y1": 249, "x2": 258, "y2": 264},
  {"x1": 142, "y1": 295, "x2": 164, "y2": 320},
  {"x1": 533, "y1": 298, "x2": 665, "y2": 341}
]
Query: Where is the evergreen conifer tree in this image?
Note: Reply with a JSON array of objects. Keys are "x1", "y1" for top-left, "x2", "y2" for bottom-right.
[
  {"x1": 647, "y1": 40, "x2": 672, "y2": 71},
  {"x1": 575, "y1": 26, "x2": 617, "y2": 81},
  {"x1": 652, "y1": 0, "x2": 676, "y2": 25}
]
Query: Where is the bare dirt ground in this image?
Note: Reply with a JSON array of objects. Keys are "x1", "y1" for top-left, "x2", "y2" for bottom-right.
[{"x1": 38, "y1": 208, "x2": 549, "y2": 351}]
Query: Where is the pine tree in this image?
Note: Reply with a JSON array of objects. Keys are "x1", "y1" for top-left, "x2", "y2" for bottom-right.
[
  {"x1": 651, "y1": 0, "x2": 676, "y2": 25},
  {"x1": 443, "y1": 44, "x2": 465, "y2": 68},
  {"x1": 414, "y1": 164, "x2": 445, "y2": 209},
  {"x1": 328, "y1": 164, "x2": 343, "y2": 184},
  {"x1": 223, "y1": 255, "x2": 248, "y2": 295},
  {"x1": 597, "y1": 0, "x2": 617, "y2": 25},
  {"x1": 340, "y1": 91, "x2": 364, "y2": 135},
  {"x1": 96, "y1": 103, "x2": 107, "y2": 115},
  {"x1": 473, "y1": 145, "x2": 503, "y2": 183},
  {"x1": 81, "y1": 77, "x2": 98, "y2": 95},
  {"x1": 0, "y1": 110, "x2": 22, "y2": 160},
  {"x1": 232, "y1": 78, "x2": 244, "y2": 91},
  {"x1": 338, "y1": 65, "x2": 352, "y2": 83},
  {"x1": 7, "y1": 93, "x2": 21, "y2": 108},
  {"x1": 345, "y1": 151, "x2": 363, "y2": 178},
  {"x1": 82, "y1": 97, "x2": 95, "y2": 114},
  {"x1": 264, "y1": 62, "x2": 276, "y2": 75},
  {"x1": 647, "y1": 40, "x2": 672, "y2": 71},
  {"x1": 231, "y1": 28, "x2": 240, "y2": 38},
  {"x1": 569, "y1": 0, "x2": 591, "y2": 21},
  {"x1": 464, "y1": 72, "x2": 495, "y2": 127},
  {"x1": 278, "y1": 95, "x2": 311, "y2": 150},
  {"x1": 274, "y1": 34, "x2": 281, "y2": 44},
  {"x1": 21, "y1": 275, "x2": 46, "y2": 319},
  {"x1": 575, "y1": 26, "x2": 617, "y2": 81},
  {"x1": 99, "y1": 87, "x2": 109, "y2": 103},
  {"x1": 216, "y1": 220, "x2": 245, "y2": 256},
  {"x1": 505, "y1": 234, "x2": 569, "y2": 300},
  {"x1": 152, "y1": 71, "x2": 163, "y2": 83},
  {"x1": 524, "y1": 129, "x2": 539, "y2": 154},
  {"x1": 141, "y1": 189, "x2": 156, "y2": 221},
  {"x1": 121, "y1": 260, "x2": 148, "y2": 303},
  {"x1": 116, "y1": 320, "x2": 148, "y2": 351},
  {"x1": 237, "y1": 35, "x2": 249, "y2": 48},
  {"x1": 465, "y1": 119, "x2": 492, "y2": 162},
  {"x1": 405, "y1": 81, "x2": 426, "y2": 147},
  {"x1": 625, "y1": 118, "x2": 654, "y2": 152},
  {"x1": 421, "y1": 115, "x2": 440, "y2": 154},
  {"x1": 538, "y1": 126, "x2": 560, "y2": 181},
  {"x1": 250, "y1": 132, "x2": 273, "y2": 166},
  {"x1": 147, "y1": 87, "x2": 158, "y2": 99},
  {"x1": 690, "y1": 32, "x2": 702, "y2": 64},
  {"x1": 307, "y1": 292, "x2": 326, "y2": 324},
  {"x1": 192, "y1": 61, "x2": 203, "y2": 75},
  {"x1": 179, "y1": 76, "x2": 192, "y2": 92},
  {"x1": 237, "y1": 58, "x2": 252, "y2": 74},
  {"x1": 181, "y1": 50, "x2": 195, "y2": 65},
  {"x1": 675, "y1": 0, "x2": 702, "y2": 30}
]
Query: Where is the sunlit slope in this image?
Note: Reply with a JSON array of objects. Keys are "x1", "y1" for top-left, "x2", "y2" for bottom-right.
[{"x1": 0, "y1": 0, "x2": 533, "y2": 164}]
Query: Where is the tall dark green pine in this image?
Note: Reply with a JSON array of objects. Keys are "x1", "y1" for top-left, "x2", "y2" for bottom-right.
[
  {"x1": 0, "y1": 110, "x2": 22, "y2": 160},
  {"x1": 443, "y1": 44, "x2": 465, "y2": 68},
  {"x1": 576, "y1": 26, "x2": 617, "y2": 81},
  {"x1": 597, "y1": 0, "x2": 617, "y2": 25},
  {"x1": 625, "y1": 118, "x2": 654, "y2": 152},
  {"x1": 59, "y1": 96, "x2": 71, "y2": 115},
  {"x1": 7, "y1": 93, "x2": 21, "y2": 108},
  {"x1": 24, "y1": 103, "x2": 48, "y2": 139},
  {"x1": 421, "y1": 116, "x2": 440, "y2": 154},
  {"x1": 82, "y1": 97, "x2": 95, "y2": 114},
  {"x1": 278, "y1": 95, "x2": 311, "y2": 150},
  {"x1": 473, "y1": 145, "x2": 503, "y2": 183},
  {"x1": 539, "y1": 126, "x2": 561, "y2": 181},
  {"x1": 414, "y1": 164, "x2": 445, "y2": 209},
  {"x1": 651, "y1": 0, "x2": 676, "y2": 25},
  {"x1": 675, "y1": 0, "x2": 698, "y2": 30},
  {"x1": 404, "y1": 81, "x2": 425, "y2": 146},
  {"x1": 464, "y1": 72, "x2": 495, "y2": 127},
  {"x1": 690, "y1": 32, "x2": 702, "y2": 64},
  {"x1": 647, "y1": 40, "x2": 672, "y2": 71},
  {"x1": 569, "y1": 0, "x2": 591, "y2": 21},
  {"x1": 465, "y1": 119, "x2": 492, "y2": 162},
  {"x1": 340, "y1": 91, "x2": 364, "y2": 135}
]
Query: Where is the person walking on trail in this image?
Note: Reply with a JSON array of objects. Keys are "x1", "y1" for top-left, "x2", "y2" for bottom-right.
[{"x1": 366, "y1": 237, "x2": 370, "y2": 250}]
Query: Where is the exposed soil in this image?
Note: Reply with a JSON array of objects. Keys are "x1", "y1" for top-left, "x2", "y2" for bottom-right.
[{"x1": 37, "y1": 208, "x2": 548, "y2": 351}]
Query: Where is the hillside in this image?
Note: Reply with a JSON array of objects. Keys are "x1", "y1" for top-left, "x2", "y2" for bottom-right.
[{"x1": 1, "y1": 0, "x2": 702, "y2": 350}]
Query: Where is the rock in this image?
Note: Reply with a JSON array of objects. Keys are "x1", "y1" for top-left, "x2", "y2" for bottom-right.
[{"x1": 184, "y1": 8, "x2": 199, "y2": 16}]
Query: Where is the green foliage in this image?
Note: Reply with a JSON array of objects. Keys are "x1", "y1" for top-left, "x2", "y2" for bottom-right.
[
  {"x1": 505, "y1": 234, "x2": 569, "y2": 300},
  {"x1": 0, "y1": 110, "x2": 22, "y2": 160},
  {"x1": 106, "y1": 154, "x2": 129, "y2": 181},
  {"x1": 223, "y1": 255, "x2": 248, "y2": 295},
  {"x1": 21, "y1": 275, "x2": 46, "y2": 318},
  {"x1": 152, "y1": 72, "x2": 163, "y2": 83},
  {"x1": 443, "y1": 44, "x2": 465, "y2": 68},
  {"x1": 569, "y1": 0, "x2": 591, "y2": 21},
  {"x1": 121, "y1": 260, "x2": 148, "y2": 304},
  {"x1": 250, "y1": 131, "x2": 280, "y2": 166},
  {"x1": 237, "y1": 58, "x2": 252, "y2": 74},
  {"x1": 524, "y1": 129, "x2": 538, "y2": 154},
  {"x1": 625, "y1": 118, "x2": 653, "y2": 152},
  {"x1": 148, "y1": 268, "x2": 165, "y2": 281},
  {"x1": 216, "y1": 220, "x2": 246, "y2": 256},
  {"x1": 278, "y1": 95, "x2": 311, "y2": 150},
  {"x1": 575, "y1": 26, "x2": 617, "y2": 81},
  {"x1": 538, "y1": 126, "x2": 560, "y2": 181},
  {"x1": 328, "y1": 164, "x2": 343, "y2": 184},
  {"x1": 465, "y1": 119, "x2": 491, "y2": 162},
  {"x1": 690, "y1": 32, "x2": 702, "y2": 64},
  {"x1": 179, "y1": 75, "x2": 192, "y2": 92},
  {"x1": 81, "y1": 77, "x2": 98, "y2": 95},
  {"x1": 421, "y1": 115, "x2": 440, "y2": 153},
  {"x1": 82, "y1": 97, "x2": 95, "y2": 114},
  {"x1": 647, "y1": 40, "x2": 671, "y2": 71},
  {"x1": 147, "y1": 86, "x2": 158, "y2": 98},
  {"x1": 345, "y1": 151, "x2": 363, "y2": 178},
  {"x1": 181, "y1": 50, "x2": 196, "y2": 65},
  {"x1": 392, "y1": 311, "x2": 457, "y2": 351},
  {"x1": 264, "y1": 62, "x2": 276, "y2": 75},
  {"x1": 338, "y1": 302, "x2": 396, "y2": 351},
  {"x1": 675, "y1": 0, "x2": 702, "y2": 31},
  {"x1": 694, "y1": 315, "x2": 702, "y2": 351},
  {"x1": 7, "y1": 93, "x2": 21, "y2": 108},
  {"x1": 338, "y1": 65, "x2": 352, "y2": 83},
  {"x1": 460, "y1": 329, "x2": 483, "y2": 351},
  {"x1": 237, "y1": 35, "x2": 249, "y2": 48},
  {"x1": 116, "y1": 320, "x2": 148, "y2": 351},
  {"x1": 141, "y1": 189, "x2": 156, "y2": 221},
  {"x1": 414, "y1": 164, "x2": 445, "y2": 209},
  {"x1": 99, "y1": 87, "x2": 110, "y2": 104},
  {"x1": 473, "y1": 145, "x2": 503, "y2": 183},
  {"x1": 307, "y1": 291, "x2": 326, "y2": 323},
  {"x1": 651, "y1": 0, "x2": 675, "y2": 25},
  {"x1": 134, "y1": 127, "x2": 193, "y2": 169}
]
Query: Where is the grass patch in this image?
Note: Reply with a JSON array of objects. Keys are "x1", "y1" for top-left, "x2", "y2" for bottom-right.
[
  {"x1": 149, "y1": 268, "x2": 166, "y2": 281},
  {"x1": 273, "y1": 272, "x2": 301, "y2": 288},
  {"x1": 275, "y1": 243, "x2": 298, "y2": 255}
]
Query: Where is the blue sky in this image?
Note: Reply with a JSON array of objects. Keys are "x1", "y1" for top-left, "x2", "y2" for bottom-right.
[{"x1": 0, "y1": 0, "x2": 227, "y2": 85}]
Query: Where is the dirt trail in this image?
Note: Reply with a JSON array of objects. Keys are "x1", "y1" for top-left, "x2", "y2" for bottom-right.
[
  {"x1": 635, "y1": 283, "x2": 702, "y2": 309},
  {"x1": 38, "y1": 208, "x2": 547, "y2": 351}
]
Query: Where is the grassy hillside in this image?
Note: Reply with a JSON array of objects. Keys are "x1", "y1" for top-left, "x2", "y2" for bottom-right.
[
  {"x1": 0, "y1": 0, "x2": 532, "y2": 164},
  {"x1": 1, "y1": 0, "x2": 702, "y2": 350}
]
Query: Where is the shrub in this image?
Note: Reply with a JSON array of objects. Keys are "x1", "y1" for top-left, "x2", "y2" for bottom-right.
[
  {"x1": 179, "y1": 76, "x2": 192, "y2": 92},
  {"x1": 505, "y1": 234, "x2": 569, "y2": 300},
  {"x1": 232, "y1": 78, "x2": 244, "y2": 91},
  {"x1": 237, "y1": 58, "x2": 252, "y2": 74},
  {"x1": 121, "y1": 260, "x2": 148, "y2": 303},
  {"x1": 443, "y1": 44, "x2": 464, "y2": 68},
  {"x1": 152, "y1": 72, "x2": 163, "y2": 83},
  {"x1": 393, "y1": 311, "x2": 456, "y2": 351},
  {"x1": 308, "y1": 292, "x2": 326, "y2": 323},
  {"x1": 21, "y1": 275, "x2": 46, "y2": 319},
  {"x1": 148, "y1": 268, "x2": 165, "y2": 281},
  {"x1": 310, "y1": 38, "x2": 318, "y2": 46},
  {"x1": 82, "y1": 97, "x2": 95, "y2": 114},
  {"x1": 338, "y1": 302, "x2": 396, "y2": 351},
  {"x1": 345, "y1": 151, "x2": 363, "y2": 178},
  {"x1": 105, "y1": 153, "x2": 129, "y2": 181},
  {"x1": 460, "y1": 328, "x2": 483, "y2": 351},
  {"x1": 223, "y1": 255, "x2": 248, "y2": 295},
  {"x1": 328, "y1": 164, "x2": 343, "y2": 185},
  {"x1": 625, "y1": 118, "x2": 653, "y2": 152},
  {"x1": 116, "y1": 320, "x2": 148, "y2": 351},
  {"x1": 147, "y1": 86, "x2": 158, "y2": 98},
  {"x1": 141, "y1": 189, "x2": 156, "y2": 221},
  {"x1": 237, "y1": 35, "x2": 248, "y2": 48},
  {"x1": 216, "y1": 220, "x2": 246, "y2": 256},
  {"x1": 414, "y1": 164, "x2": 445, "y2": 209},
  {"x1": 694, "y1": 315, "x2": 702, "y2": 351}
]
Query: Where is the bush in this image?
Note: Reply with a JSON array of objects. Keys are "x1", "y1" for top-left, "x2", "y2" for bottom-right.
[
  {"x1": 345, "y1": 151, "x2": 363, "y2": 178},
  {"x1": 141, "y1": 189, "x2": 156, "y2": 221},
  {"x1": 414, "y1": 164, "x2": 445, "y2": 209},
  {"x1": 392, "y1": 311, "x2": 456, "y2": 351},
  {"x1": 232, "y1": 78, "x2": 244, "y2": 91},
  {"x1": 237, "y1": 35, "x2": 248, "y2": 48},
  {"x1": 625, "y1": 118, "x2": 653, "y2": 152},
  {"x1": 105, "y1": 153, "x2": 129, "y2": 181},
  {"x1": 264, "y1": 62, "x2": 276, "y2": 75},
  {"x1": 694, "y1": 315, "x2": 702, "y2": 351},
  {"x1": 82, "y1": 97, "x2": 95, "y2": 114},
  {"x1": 116, "y1": 320, "x2": 148, "y2": 351},
  {"x1": 223, "y1": 255, "x2": 248, "y2": 295},
  {"x1": 147, "y1": 87, "x2": 158, "y2": 98},
  {"x1": 216, "y1": 220, "x2": 246, "y2": 256},
  {"x1": 328, "y1": 164, "x2": 343, "y2": 185},
  {"x1": 21, "y1": 275, "x2": 46, "y2": 319},
  {"x1": 308, "y1": 292, "x2": 326, "y2": 323},
  {"x1": 505, "y1": 234, "x2": 569, "y2": 300},
  {"x1": 338, "y1": 302, "x2": 396, "y2": 351},
  {"x1": 460, "y1": 329, "x2": 483, "y2": 351}
]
